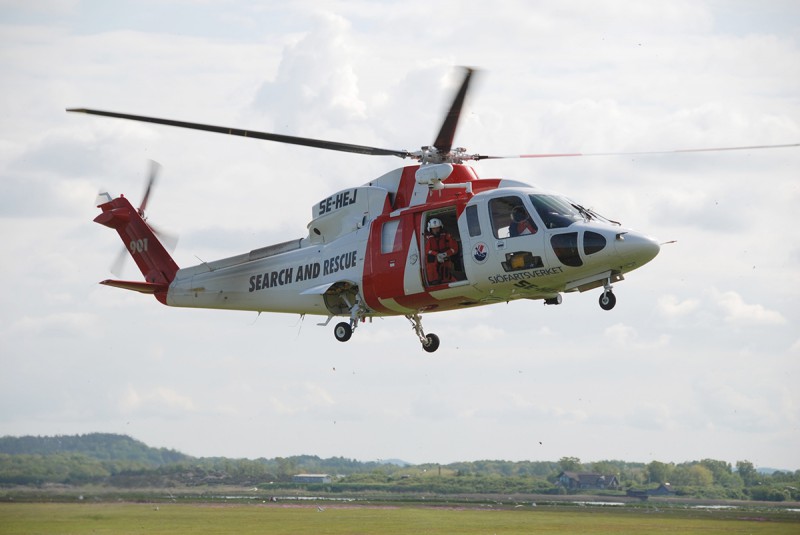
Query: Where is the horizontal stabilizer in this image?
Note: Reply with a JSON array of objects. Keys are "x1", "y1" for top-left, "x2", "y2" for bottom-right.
[{"x1": 100, "y1": 279, "x2": 168, "y2": 294}]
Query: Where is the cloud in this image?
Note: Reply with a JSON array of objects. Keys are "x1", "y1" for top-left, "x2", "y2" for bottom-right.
[
  {"x1": 252, "y1": 12, "x2": 366, "y2": 130},
  {"x1": 6, "y1": 312, "x2": 99, "y2": 338},
  {"x1": 267, "y1": 382, "x2": 336, "y2": 416},
  {"x1": 626, "y1": 403, "x2": 676, "y2": 431},
  {"x1": 658, "y1": 294, "x2": 700, "y2": 318},
  {"x1": 469, "y1": 392, "x2": 589, "y2": 425},
  {"x1": 603, "y1": 323, "x2": 669, "y2": 350},
  {"x1": 709, "y1": 289, "x2": 786, "y2": 326},
  {"x1": 604, "y1": 323, "x2": 637, "y2": 346},
  {"x1": 691, "y1": 379, "x2": 783, "y2": 433},
  {"x1": 119, "y1": 386, "x2": 196, "y2": 416},
  {"x1": 647, "y1": 185, "x2": 750, "y2": 233},
  {"x1": 654, "y1": 289, "x2": 789, "y2": 332},
  {"x1": 463, "y1": 323, "x2": 505, "y2": 342}
]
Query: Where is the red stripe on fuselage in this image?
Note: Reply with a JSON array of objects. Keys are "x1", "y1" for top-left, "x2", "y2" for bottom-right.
[{"x1": 361, "y1": 164, "x2": 497, "y2": 315}]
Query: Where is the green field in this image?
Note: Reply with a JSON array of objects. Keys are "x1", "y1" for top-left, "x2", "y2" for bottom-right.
[{"x1": 1, "y1": 502, "x2": 798, "y2": 534}]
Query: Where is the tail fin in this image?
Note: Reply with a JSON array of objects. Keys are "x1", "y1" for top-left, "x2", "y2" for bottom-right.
[{"x1": 94, "y1": 194, "x2": 179, "y2": 304}]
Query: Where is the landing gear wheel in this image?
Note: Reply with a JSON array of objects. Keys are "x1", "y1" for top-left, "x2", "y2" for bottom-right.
[
  {"x1": 422, "y1": 333, "x2": 440, "y2": 353},
  {"x1": 599, "y1": 291, "x2": 616, "y2": 311},
  {"x1": 334, "y1": 322, "x2": 352, "y2": 342}
]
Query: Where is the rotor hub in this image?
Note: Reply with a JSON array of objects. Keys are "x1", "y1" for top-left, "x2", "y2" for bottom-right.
[{"x1": 413, "y1": 146, "x2": 480, "y2": 165}]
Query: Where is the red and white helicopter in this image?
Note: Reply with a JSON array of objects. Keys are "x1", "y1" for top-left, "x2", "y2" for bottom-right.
[{"x1": 69, "y1": 68, "x2": 797, "y2": 352}]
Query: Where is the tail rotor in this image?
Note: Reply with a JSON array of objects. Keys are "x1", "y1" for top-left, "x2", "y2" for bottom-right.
[
  {"x1": 106, "y1": 160, "x2": 177, "y2": 277},
  {"x1": 138, "y1": 159, "x2": 160, "y2": 216}
]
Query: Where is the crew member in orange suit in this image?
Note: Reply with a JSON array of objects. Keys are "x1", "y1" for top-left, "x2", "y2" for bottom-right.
[{"x1": 425, "y1": 218, "x2": 458, "y2": 285}]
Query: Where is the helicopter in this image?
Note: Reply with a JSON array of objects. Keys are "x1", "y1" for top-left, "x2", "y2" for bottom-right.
[{"x1": 68, "y1": 68, "x2": 798, "y2": 352}]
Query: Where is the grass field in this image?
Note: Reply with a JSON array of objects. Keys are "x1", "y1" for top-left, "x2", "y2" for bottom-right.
[{"x1": 1, "y1": 502, "x2": 798, "y2": 534}]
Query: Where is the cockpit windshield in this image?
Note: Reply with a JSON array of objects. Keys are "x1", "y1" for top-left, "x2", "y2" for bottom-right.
[{"x1": 529, "y1": 194, "x2": 582, "y2": 229}]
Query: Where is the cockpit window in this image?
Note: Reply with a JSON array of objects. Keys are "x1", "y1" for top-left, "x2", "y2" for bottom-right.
[
  {"x1": 529, "y1": 194, "x2": 581, "y2": 229},
  {"x1": 489, "y1": 196, "x2": 531, "y2": 239}
]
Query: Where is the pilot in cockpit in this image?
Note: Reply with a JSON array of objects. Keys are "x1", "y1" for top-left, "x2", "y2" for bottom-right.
[{"x1": 509, "y1": 205, "x2": 538, "y2": 237}]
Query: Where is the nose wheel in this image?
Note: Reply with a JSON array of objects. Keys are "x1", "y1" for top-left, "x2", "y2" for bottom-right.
[
  {"x1": 599, "y1": 291, "x2": 616, "y2": 310},
  {"x1": 599, "y1": 289, "x2": 616, "y2": 310},
  {"x1": 598, "y1": 276, "x2": 617, "y2": 310}
]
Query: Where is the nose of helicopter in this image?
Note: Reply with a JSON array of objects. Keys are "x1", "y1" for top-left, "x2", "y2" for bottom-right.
[{"x1": 615, "y1": 231, "x2": 660, "y2": 267}]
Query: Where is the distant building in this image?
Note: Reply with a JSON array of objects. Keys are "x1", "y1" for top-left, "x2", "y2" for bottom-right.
[
  {"x1": 627, "y1": 482, "x2": 675, "y2": 500},
  {"x1": 648, "y1": 483, "x2": 675, "y2": 496},
  {"x1": 556, "y1": 471, "x2": 619, "y2": 490},
  {"x1": 292, "y1": 474, "x2": 331, "y2": 484}
]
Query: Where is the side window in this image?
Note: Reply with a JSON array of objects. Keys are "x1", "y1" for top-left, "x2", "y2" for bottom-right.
[
  {"x1": 381, "y1": 219, "x2": 400, "y2": 254},
  {"x1": 489, "y1": 196, "x2": 535, "y2": 239},
  {"x1": 550, "y1": 232, "x2": 583, "y2": 267},
  {"x1": 466, "y1": 205, "x2": 481, "y2": 237},
  {"x1": 584, "y1": 231, "x2": 607, "y2": 255}
]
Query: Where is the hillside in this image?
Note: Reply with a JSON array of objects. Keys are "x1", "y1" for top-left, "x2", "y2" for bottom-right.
[{"x1": 0, "y1": 433, "x2": 190, "y2": 466}]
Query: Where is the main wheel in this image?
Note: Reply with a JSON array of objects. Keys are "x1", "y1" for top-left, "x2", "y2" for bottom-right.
[
  {"x1": 599, "y1": 291, "x2": 616, "y2": 311},
  {"x1": 422, "y1": 333, "x2": 440, "y2": 353},
  {"x1": 334, "y1": 322, "x2": 352, "y2": 342}
]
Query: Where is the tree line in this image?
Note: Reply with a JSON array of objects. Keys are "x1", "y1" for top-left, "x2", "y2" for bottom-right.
[{"x1": 0, "y1": 434, "x2": 797, "y2": 502}]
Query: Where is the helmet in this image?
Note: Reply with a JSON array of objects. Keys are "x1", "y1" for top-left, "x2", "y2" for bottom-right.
[
  {"x1": 427, "y1": 218, "x2": 443, "y2": 232},
  {"x1": 511, "y1": 206, "x2": 527, "y2": 222}
]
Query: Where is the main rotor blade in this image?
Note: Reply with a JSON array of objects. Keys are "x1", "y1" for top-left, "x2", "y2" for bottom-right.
[
  {"x1": 67, "y1": 108, "x2": 411, "y2": 159},
  {"x1": 477, "y1": 143, "x2": 800, "y2": 160},
  {"x1": 433, "y1": 67, "x2": 475, "y2": 155}
]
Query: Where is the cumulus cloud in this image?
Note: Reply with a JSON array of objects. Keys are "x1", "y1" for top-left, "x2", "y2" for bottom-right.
[
  {"x1": 120, "y1": 386, "x2": 196, "y2": 416},
  {"x1": 603, "y1": 323, "x2": 669, "y2": 350},
  {"x1": 470, "y1": 392, "x2": 589, "y2": 425},
  {"x1": 6, "y1": 312, "x2": 99, "y2": 338},
  {"x1": 626, "y1": 403, "x2": 676, "y2": 431},
  {"x1": 709, "y1": 289, "x2": 786, "y2": 326},
  {"x1": 463, "y1": 323, "x2": 505, "y2": 342},
  {"x1": 267, "y1": 382, "x2": 336, "y2": 416},
  {"x1": 604, "y1": 323, "x2": 638, "y2": 346},
  {"x1": 691, "y1": 380, "x2": 782, "y2": 433},
  {"x1": 658, "y1": 294, "x2": 701, "y2": 318},
  {"x1": 252, "y1": 12, "x2": 367, "y2": 130}
]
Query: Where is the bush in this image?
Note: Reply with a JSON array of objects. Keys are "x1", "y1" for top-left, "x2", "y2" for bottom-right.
[{"x1": 747, "y1": 486, "x2": 791, "y2": 502}]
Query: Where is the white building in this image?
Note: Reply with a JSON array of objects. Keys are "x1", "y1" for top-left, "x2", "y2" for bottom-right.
[{"x1": 292, "y1": 474, "x2": 331, "y2": 484}]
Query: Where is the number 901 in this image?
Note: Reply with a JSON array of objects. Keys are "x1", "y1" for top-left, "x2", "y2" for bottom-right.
[{"x1": 129, "y1": 238, "x2": 149, "y2": 254}]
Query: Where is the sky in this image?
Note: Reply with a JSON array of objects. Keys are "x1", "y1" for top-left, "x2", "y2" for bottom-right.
[{"x1": 1, "y1": 0, "x2": 798, "y2": 471}]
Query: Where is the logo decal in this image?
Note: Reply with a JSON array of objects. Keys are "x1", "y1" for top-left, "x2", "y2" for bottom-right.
[{"x1": 472, "y1": 242, "x2": 488, "y2": 263}]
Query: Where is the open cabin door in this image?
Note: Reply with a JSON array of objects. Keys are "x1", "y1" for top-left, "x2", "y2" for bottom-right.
[{"x1": 420, "y1": 208, "x2": 466, "y2": 288}]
